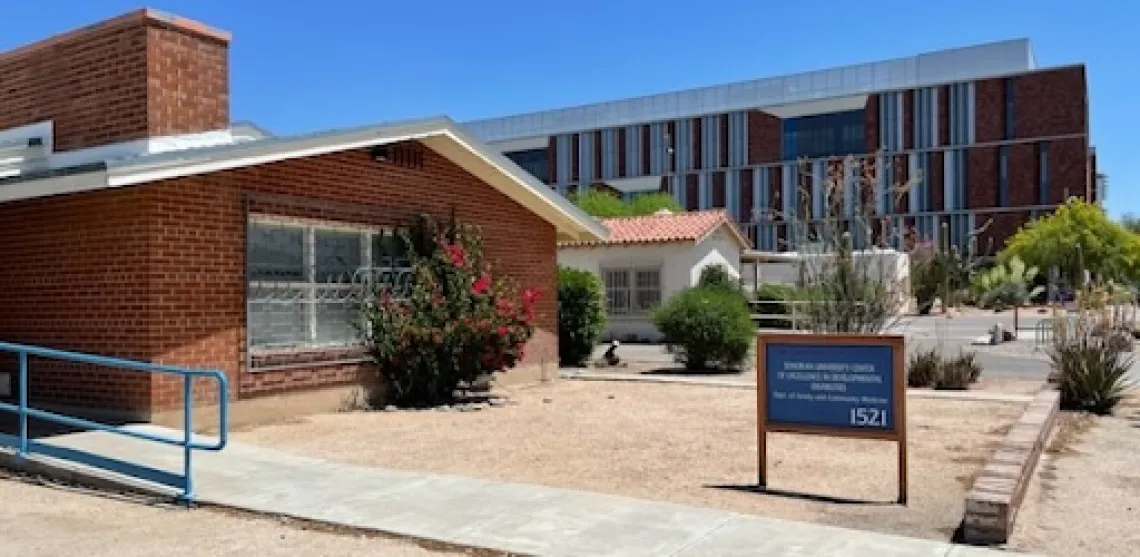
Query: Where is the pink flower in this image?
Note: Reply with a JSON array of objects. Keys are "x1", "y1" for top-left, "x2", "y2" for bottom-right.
[
  {"x1": 497, "y1": 325, "x2": 509, "y2": 337},
  {"x1": 471, "y1": 273, "x2": 492, "y2": 295},
  {"x1": 444, "y1": 243, "x2": 467, "y2": 268}
]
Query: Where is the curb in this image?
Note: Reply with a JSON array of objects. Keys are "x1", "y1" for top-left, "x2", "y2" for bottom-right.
[{"x1": 962, "y1": 389, "x2": 1061, "y2": 545}]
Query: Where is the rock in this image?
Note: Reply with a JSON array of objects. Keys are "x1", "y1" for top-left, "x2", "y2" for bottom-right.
[
  {"x1": 607, "y1": 394, "x2": 615, "y2": 400},
  {"x1": 543, "y1": 398, "x2": 553, "y2": 404},
  {"x1": 384, "y1": 405, "x2": 397, "y2": 412},
  {"x1": 435, "y1": 405, "x2": 452, "y2": 412},
  {"x1": 489, "y1": 397, "x2": 507, "y2": 407},
  {"x1": 472, "y1": 402, "x2": 490, "y2": 411}
]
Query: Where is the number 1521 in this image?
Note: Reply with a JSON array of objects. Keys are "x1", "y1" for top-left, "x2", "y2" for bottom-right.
[{"x1": 849, "y1": 407, "x2": 888, "y2": 427}]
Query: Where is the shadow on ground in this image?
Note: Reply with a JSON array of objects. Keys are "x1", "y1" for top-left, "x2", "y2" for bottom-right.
[{"x1": 705, "y1": 483, "x2": 895, "y2": 506}]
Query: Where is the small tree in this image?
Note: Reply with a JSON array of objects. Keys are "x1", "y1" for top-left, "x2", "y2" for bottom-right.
[
  {"x1": 627, "y1": 192, "x2": 684, "y2": 216},
  {"x1": 570, "y1": 189, "x2": 630, "y2": 218},
  {"x1": 570, "y1": 188, "x2": 683, "y2": 218},
  {"x1": 361, "y1": 214, "x2": 539, "y2": 407},
  {"x1": 557, "y1": 267, "x2": 606, "y2": 367},
  {"x1": 971, "y1": 256, "x2": 1044, "y2": 329},
  {"x1": 1002, "y1": 199, "x2": 1140, "y2": 287},
  {"x1": 767, "y1": 155, "x2": 922, "y2": 333},
  {"x1": 652, "y1": 286, "x2": 754, "y2": 371}
]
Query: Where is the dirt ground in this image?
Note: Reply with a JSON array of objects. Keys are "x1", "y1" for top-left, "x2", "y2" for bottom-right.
[
  {"x1": 237, "y1": 380, "x2": 1024, "y2": 542},
  {"x1": 1009, "y1": 396, "x2": 1140, "y2": 557},
  {"x1": 0, "y1": 474, "x2": 499, "y2": 557}
]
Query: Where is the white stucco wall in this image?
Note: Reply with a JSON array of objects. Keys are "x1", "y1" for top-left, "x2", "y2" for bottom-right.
[{"x1": 558, "y1": 225, "x2": 744, "y2": 342}]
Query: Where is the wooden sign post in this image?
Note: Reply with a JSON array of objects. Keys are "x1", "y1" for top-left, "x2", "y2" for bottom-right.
[{"x1": 756, "y1": 333, "x2": 908, "y2": 505}]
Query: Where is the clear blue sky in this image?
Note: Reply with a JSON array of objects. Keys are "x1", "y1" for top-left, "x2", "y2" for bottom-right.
[{"x1": 7, "y1": 1, "x2": 1137, "y2": 215}]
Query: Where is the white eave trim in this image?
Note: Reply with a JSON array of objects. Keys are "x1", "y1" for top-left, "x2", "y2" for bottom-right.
[
  {"x1": 106, "y1": 130, "x2": 437, "y2": 187},
  {"x1": 0, "y1": 170, "x2": 108, "y2": 204}
]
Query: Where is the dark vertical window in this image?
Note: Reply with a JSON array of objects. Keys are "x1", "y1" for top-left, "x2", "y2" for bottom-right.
[
  {"x1": 998, "y1": 146, "x2": 1008, "y2": 207},
  {"x1": 1038, "y1": 142, "x2": 1049, "y2": 205},
  {"x1": 1004, "y1": 78, "x2": 1015, "y2": 140},
  {"x1": 504, "y1": 149, "x2": 550, "y2": 184}
]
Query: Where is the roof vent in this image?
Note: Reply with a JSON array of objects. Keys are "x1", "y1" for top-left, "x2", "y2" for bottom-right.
[{"x1": 654, "y1": 209, "x2": 673, "y2": 216}]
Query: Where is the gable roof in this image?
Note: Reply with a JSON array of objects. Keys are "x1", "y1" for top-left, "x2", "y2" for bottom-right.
[
  {"x1": 0, "y1": 116, "x2": 608, "y2": 243},
  {"x1": 559, "y1": 209, "x2": 750, "y2": 249}
]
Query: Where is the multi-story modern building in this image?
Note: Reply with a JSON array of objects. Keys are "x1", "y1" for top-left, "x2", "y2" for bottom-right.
[{"x1": 464, "y1": 39, "x2": 1096, "y2": 253}]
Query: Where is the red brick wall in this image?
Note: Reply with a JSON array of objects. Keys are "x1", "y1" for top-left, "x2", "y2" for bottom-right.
[
  {"x1": 747, "y1": 111, "x2": 781, "y2": 164},
  {"x1": 937, "y1": 86, "x2": 950, "y2": 146},
  {"x1": 0, "y1": 142, "x2": 560, "y2": 414},
  {"x1": 1013, "y1": 66, "x2": 1088, "y2": 139},
  {"x1": 1047, "y1": 137, "x2": 1089, "y2": 204},
  {"x1": 0, "y1": 10, "x2": 229, "y2": 152},
  {"x1": 1008, "y1": 143, "x2": 1038, "y2": 207},
  {"x1": 0, "y1": 190, "x2": 153, "y2": 415},
  {"x1": 711, "y1": 171, "x2": 726, "y2": 208},
  {"x1": 974, "y1": 78, "x2": 1005, "y2": 143},
  {"x1": 864, "y1": 94, "x2": 880, "y2": 153},
  {"x1": 968, "y1": 146, "x2": 999, "y2": 209}
]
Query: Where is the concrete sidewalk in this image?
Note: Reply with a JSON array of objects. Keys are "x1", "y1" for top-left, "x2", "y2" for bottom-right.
[{"x1": 1, "y1": 425, "x2": 1033, "y2": 557}]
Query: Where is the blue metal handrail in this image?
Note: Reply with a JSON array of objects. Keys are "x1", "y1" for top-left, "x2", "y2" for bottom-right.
[{"x1": 0, "y1": 340, "x2": 228, "y2": 503}]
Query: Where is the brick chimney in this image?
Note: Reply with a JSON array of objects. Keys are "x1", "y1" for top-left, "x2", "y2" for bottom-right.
[{"x1": 0, "y1": 9, "x2": 230, "y2": 152}]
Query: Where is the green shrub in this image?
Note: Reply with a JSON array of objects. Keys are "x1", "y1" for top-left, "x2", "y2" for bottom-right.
[
  {"x1": 652, "y1": 286, "x2": 755, "y2": 371},
  {"x1": 753, "y1": 283, "x2": 797, "y2": 329},
  {"x1": 907, "y1": 348, "x2": 941, "y2": 387},
  {"x1": 935, "y1": 352, "x2": 982, "y2": 390},
  {"x1": 698, "y1": 264, "x2": 736, "y2": 289},
  {"x1": 909, "y1": 349, "x2": 983, "y2": 389},
  {"x1": 934, "y1": 355, "x2": 973, "y2": 390},
  {"x1": 1049, "y1": 335, "x2": 1134, "y2": 414},
  {"x1": 557, "y1": 267, "x2": 606, "y2": 367},
  {"x1": 361, "y1": 215, "x2": 538, "y2": 407}
]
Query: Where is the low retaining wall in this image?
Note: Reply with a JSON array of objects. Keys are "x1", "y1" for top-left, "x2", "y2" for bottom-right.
[{"x1": 963, "y1": 389, "x2": 1060, "y2": 545}]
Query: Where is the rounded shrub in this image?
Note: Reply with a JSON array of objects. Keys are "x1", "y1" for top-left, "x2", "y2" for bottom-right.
[
  {"x1": 557, "y1": 267, "x2": 606, "y2": 367},
  {"x1": 907, "y1": 348, "x2": 940, "y2": 388},
  {"x1": 651, "y1": 285, "x2": 755, "y2": 371},
  {"x1": 698, "y1": 264, "x2": 737, "y2": 290}
]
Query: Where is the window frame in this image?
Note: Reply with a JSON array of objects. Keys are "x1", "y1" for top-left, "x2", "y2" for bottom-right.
[
  {"x1": 601, "y1": 266, "x2": 663, "y2": 317},
  {"x1": 246, "y1": 215, "x2": 411, "y2": 355}
]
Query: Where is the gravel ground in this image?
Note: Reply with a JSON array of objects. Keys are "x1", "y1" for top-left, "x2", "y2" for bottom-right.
[
  {"x1": 0, "y1": 475, "x2": 489, "y2": 557},
  {"x1": 1009, "y1": 396, "x2": 1140, "y2": 557},
  {"x1": 237, "y1": 381, "x2": 1024, "y2": 541}
]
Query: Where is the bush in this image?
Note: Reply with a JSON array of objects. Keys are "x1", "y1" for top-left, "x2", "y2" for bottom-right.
[
  {"x1": 698, "y1": 264, "x2": 736, "y2": 289},
  {"x1": 557, "y1": 267, "x2": 606, "y2": 367},
  {"x1": 361, "y1": 214, "x2": 538, "y2": 407},
  {"x1": 652, "y1": 286, "x2": 755, "y2": 371},
  {"x1": 753, "y1": 283, "x2": 797, "y2": 329},
  {"x1": 935, "y1": 352, "x2": 981, "y2": 390},
  {"x1": 907, "y1": 348, "x2": 941, "y2": 388},
  {"x1": 908, "y1": 349, "x2": 983, "y2": 389},
  {"x1": 1049, "y1": 335, "x2": 1134, "y2": 414}
]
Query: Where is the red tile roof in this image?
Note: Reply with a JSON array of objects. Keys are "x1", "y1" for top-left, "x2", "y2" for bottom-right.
[{"x1": 560, "y1": 209, "x2": 750, "y2": 248}]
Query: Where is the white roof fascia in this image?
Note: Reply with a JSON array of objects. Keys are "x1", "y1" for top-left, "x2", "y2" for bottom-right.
[
  {"x1": 1, "y1": 116, "x2": 606, "y2": 242},
  {"x1": 0, "y1": 169, "x2": 108, "y2": 204}
]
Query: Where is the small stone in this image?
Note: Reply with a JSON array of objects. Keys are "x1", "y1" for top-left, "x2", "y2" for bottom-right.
[
  {"x1": 489, "y1": 398, "x2": 507, "y2": 407},
  {"x1": 384, "y1": 405, "x2": 397, "y2": 412},
  {"x1": 543, "y1": 398, "x2": 553, "y2": 404},
  {"x1": 472, "y1": 402, "x2": 490, "y2": 411},
  {"x1": 607, "y1": 394, "x2": 615, "y2": 400}
]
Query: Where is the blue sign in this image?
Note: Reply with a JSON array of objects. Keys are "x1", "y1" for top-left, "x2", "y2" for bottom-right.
[{"x1": 765, "y1": 343, "x2": 895, "y2": 431}]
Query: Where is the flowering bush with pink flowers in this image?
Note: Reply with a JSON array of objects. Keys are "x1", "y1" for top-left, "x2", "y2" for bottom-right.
[{"x1": 361, "y1": 214, "x2": 538, "y2": 407}]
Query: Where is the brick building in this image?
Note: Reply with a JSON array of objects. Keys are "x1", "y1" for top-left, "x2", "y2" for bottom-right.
[
  {"x1": 466, "y1": 39, "x2": 1096, "y2": 255},
  {"x1": 0, "y1": 10, "x2": 605, "y2": 421}
]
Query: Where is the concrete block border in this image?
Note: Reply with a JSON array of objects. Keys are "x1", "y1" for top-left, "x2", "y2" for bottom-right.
[{"x1": 963, "y1": 389, "x2": 1060, "y2": 545}]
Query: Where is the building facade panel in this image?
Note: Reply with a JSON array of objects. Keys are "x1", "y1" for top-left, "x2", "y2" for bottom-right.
[
  {"x1": 1013, "y1": 66, "x2": 1088, "y2": 139},
  {"x1": 974, "y1": 77, "x2": 1006, "y2": 143}
]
